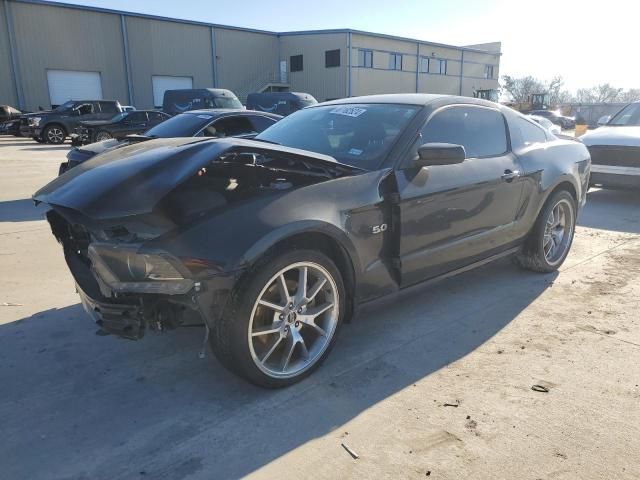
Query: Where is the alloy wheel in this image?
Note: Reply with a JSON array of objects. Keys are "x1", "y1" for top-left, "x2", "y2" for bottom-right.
[
  {"x1": 543, "y1": 198, "x2": 574, "y2": 265},
  {"x1": 248, "y1": 261, "x2": 339, "y2": 379},
  {"x1": 47, "y1": 127, "x2": 64, "y2": 144},
  {"x1": 96, "y1": 131, "x2": 112, "y2": 142}
]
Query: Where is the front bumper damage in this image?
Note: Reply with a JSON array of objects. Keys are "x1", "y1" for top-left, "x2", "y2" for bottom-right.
[{"x1": 49, "y1": 210, "x2": 238, "y2": 340}]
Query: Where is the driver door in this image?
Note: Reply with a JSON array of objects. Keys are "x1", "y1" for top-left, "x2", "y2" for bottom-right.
[{"x1": 395, "y1": 105, "x2": 524, "y2": 286}]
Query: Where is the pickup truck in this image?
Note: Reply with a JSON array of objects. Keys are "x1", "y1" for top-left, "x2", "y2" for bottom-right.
[{"x1": 21, "y1": 100, "x2": 123, "y2": 144}]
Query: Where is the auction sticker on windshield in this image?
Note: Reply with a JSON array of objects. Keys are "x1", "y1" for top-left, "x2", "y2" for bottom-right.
[{"x1": 330, "y1": 106, "x2": 367, "y2": 117}]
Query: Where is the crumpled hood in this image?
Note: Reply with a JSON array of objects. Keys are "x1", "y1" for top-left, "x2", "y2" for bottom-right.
[
  {"x1": 581, "y1": 126, "x2": 640, "y2": 147},
  {"x1": 34, "y1": 137, "x2": 351, "y2": 220}
]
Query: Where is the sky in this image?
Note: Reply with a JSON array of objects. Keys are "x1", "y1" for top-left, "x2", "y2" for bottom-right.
[{"x1": 59, "y1": 0, "x2": 640, "y2": 92}]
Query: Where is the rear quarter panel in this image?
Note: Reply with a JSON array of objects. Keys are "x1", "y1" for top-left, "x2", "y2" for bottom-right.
[{"x1": 513, "y1": 138, "x2": 590, "y2": 239}]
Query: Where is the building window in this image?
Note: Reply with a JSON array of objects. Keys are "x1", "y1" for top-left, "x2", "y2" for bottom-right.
[
  {"x1": 419, "y1": 57, "x2": 430, "y2": 73},
  {"x1": 290, "y1": 54, "x2": 303, "y2": 72},
  {"x1": 325, "y1": 49, "x2": 340, "y2": 68},
  {"x1": 389, "y1": 53, "x2": 403, "y2": 71},
  {"x1": 358, "y1": 49, "x2": 373, "y2": 68},
  {"x1": 485, "y1": 64, "x2": 494, "y2": 79},
  {"x1": 436, "y1": 59, "x2": 447, "y2": 75}
]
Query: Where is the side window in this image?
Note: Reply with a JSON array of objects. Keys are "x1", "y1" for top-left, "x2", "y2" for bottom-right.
[
  {"x1": 510, "y1": 117, "x2": 548, "y2": 149},
  {"x1": 420, "y1": 106, "x2": 508, "y2": 158},
  {"x1": 76, "y1": 103, "x2": 94, "y2": 115},
  {"x1": 149, "y1": 112, "x2": 167, "y2": 123},
  {"x1": 249, "y1": 115, "x2": 277, "y2": 133},
  {"x1": 126, "y1": 112, "x2": 148, "y2": 124},
  {"x1": 99, "y1": 102, "x2": 119, "y2": 114},
  {"x1": 205, "y1": 116, "x2": 257, "y2": 137}
]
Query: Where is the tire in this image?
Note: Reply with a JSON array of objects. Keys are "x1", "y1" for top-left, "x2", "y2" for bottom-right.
[
  {"x1": 210, "y1": 249, "x2": 345, "y2": 388},
  {"x1": 514, "y1": 190, "x2": 576, "y2": 273},
  {"x1": 95, "y1": 130, "x2": 112, "y2": 142},
  {"x1": 43, "y1": 124, "x2": 66, "y2": 144}
]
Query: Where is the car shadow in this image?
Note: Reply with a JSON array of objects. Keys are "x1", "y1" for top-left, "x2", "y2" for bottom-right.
[
  {"x1": 0, "y1": 198, "x2": 48, "y2": 222},
  {"x1": 20, "y1": 145, "x2": 70, "y2": 151},
  {"x1": 0, "y1": 259, "x2": 556, "y2": 480},
  {"x1": 579, "y1": 188, "x2": 640, "y2": 234}
]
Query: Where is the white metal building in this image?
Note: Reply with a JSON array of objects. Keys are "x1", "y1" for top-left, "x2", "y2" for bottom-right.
[{"x1": 0, "y1": 0, "x2": 501, "y2": 110}]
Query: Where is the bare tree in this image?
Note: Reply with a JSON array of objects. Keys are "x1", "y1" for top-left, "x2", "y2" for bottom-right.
[
  {"x1": 619, "y1": 88, "x2": 640, "y2": 103},
  {"x1": 501, "y1": 75, "x2": 545, "y2": 103}
]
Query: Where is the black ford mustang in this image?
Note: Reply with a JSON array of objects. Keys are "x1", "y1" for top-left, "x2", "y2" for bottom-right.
[{"x1": 34, "y1": 95, "x2": 591, "y2": 387}]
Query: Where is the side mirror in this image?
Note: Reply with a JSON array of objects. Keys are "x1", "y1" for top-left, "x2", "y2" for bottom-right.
[
  {"x1": 597, "y1": 115, "x2": 611, "y2": 126},
  {"x1": 415, "y1": 143, "x2": 466, "y2": 167}
]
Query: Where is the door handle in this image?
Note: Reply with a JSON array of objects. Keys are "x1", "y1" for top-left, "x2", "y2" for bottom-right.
[{"x1": 501, "y1": 169, "x2": 520, "y2": 182}]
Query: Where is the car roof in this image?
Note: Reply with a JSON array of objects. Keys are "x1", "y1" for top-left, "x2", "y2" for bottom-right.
[
  {"x1": 319, "y1": 93, "x2": 507, "y2": 108},
  {"x1": 184, "y1": 109, "x2": 282, "y2": 118}
]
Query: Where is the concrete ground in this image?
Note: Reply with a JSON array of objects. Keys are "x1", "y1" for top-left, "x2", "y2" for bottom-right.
[{"x1": 1, "y1": 135, "x2": 639, "y2": 480}]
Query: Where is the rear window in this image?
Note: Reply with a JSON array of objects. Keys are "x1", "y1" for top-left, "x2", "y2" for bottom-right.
[{"x1": 144, "y1": 113, "x2": 211, "y2": 137}]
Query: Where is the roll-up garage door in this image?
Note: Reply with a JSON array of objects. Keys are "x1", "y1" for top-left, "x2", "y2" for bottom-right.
[
  {"x1": 152, "y1": 76, "x2": 193, "y2": 108},
  {"x1": 47, "y1": 70, "x2": 103, "y2": 107}
]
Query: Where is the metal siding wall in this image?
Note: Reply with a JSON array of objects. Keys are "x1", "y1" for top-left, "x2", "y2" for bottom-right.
[
  {"x1": 214, "y1": 29, "x2": 279, "y2": 102},
  {"x1": 459, "y1": 50, "x2": 500, "y2": 96},
  {"x1": 10, "y1": 2, "x2": 128, "y2": 110},
  {"x1": 125, "y1": 16, "x2": 214, "y2": 109},
  {"x1": 279, "y1": 33, "x2": 347, "y2": 101},
  {"x1": 0, "y1": 1, "x2": 17, "y2": 106}
]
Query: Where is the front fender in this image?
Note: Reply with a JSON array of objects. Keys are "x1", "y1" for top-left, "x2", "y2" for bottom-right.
[{"x1": 239, "y1": 219, "x2": 361, "y2": 276}]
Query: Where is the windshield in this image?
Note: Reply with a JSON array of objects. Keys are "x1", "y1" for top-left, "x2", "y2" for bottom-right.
[
  {"x1": 144, "y1": 113, "x2": 212, "y2": 137},
  {"x1": 212, "y1": 97, "x2": 243, "y2": 109},
  {"x1": 255, "y1": 103, "x2": 419, "y2": 170},
  {"x1": 53, "y1": 100, "x2": 76, "y2": 112},
  {"x1": 110, "y1": 112, "x2": 129, "y2": 122},
  {"x1": 608, "y1": 103, "x2": 640, "y2": 126}
]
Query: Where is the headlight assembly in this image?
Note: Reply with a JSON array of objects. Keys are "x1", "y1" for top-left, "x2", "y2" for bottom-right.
[
  {"x1": 88, "y1": 244, "x2": 194, "y2": 295},
  {"x1": 30, "y1": 117, "x2": 41, "y2": 126}
]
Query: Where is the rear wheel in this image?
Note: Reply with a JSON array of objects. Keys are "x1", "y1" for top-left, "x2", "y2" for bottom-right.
[
  {"x1": 515, "y1": 190, "x2": 576, "y2": 272},
  {"x1": 43, "y1": 125, "x2": 66, "y2": 144},
  {"x1": 95, "y1": 130, "x2": 112, "y2": 142},
  {"x1": 210, "y1": 249, "x2": 344, "y2": 388}
]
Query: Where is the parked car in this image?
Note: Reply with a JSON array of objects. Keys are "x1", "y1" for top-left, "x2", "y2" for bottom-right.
[
  {"x1": 60, "y1": 109, "x2": 281, "y2": 174},
  {"x1": 246, "y1": 92, "x2": 317, "y2": 116},
  {"x1": 0, "y1": 105, "x2": 24, "y2": 136},
  {"x1": 162, "y1": 88, "x2": 242, "y2": 115},
  {"x1": 581, "y1": 101, "x2": 640, "y2": 189},
  {"x1": 70, "y1": 110, "x2": 170, "y2": 146},
  {"x1": 529, "y1": 109, "x2": 575, "y2": 129},
  {"x1": 528, "y1": 114, "x2": 561, "y2": 135},
  {"x1": 21, "y1": 100, "x2": 123, "y2": 144},
  {"x1": 34, "y1": 94, "x2": 590, "y2": 387}
]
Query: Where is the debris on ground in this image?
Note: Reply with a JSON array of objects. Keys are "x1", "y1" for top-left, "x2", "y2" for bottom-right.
[
  {"x1": 443, "y1": 400, "x2": 460, "y2": 407},
  {"x1": 341, "y1": 442, "x2": 359, "y2": 459},
  {"x1": 531, "y1": 385, "x2": 550, "y2": 393},
  {"x1": 1, "y1": 302, "x2": 23, "y2": 306}
]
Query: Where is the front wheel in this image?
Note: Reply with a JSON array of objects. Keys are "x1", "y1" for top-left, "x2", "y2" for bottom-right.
[
  {"x1": 515, "y1": 190, "x2": 576, "y2": 272},
  {"x1": 210, "y1": 249, "x2": 345, "y2": 388},
  {"x1": 43, "y1": 125, "x2": 66, "y2": 144},
  {"x1": 95, "y1": 130, "x2": 112, "y2": 142}
]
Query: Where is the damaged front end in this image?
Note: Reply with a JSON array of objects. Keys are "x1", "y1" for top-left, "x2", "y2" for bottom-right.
[
  {"x1": 46, "y1": 207, "x2": 234, "y2": 339},
  {"x1": 36, "y1": 137, "x2": 360, "y2": 340}
]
